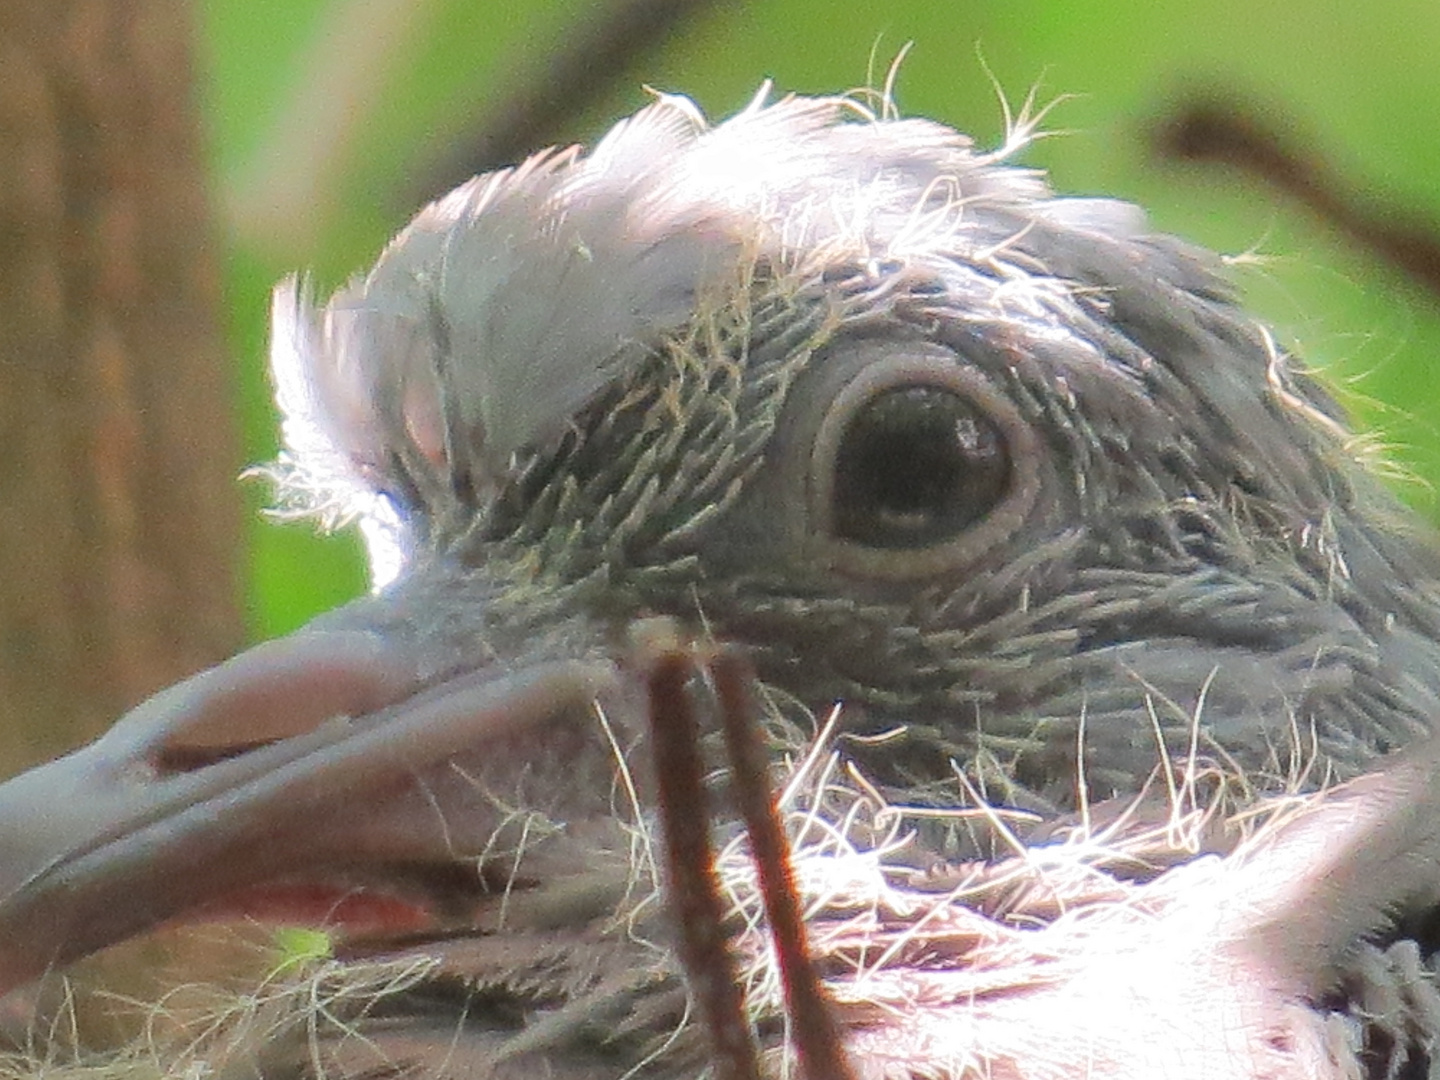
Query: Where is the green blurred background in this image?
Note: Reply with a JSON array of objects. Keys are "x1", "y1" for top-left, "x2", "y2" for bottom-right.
[{"x1": 195, "y1": 0, "x2": 1440, "y2": 641}]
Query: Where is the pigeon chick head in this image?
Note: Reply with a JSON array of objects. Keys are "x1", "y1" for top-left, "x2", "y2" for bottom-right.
[
  {"x1": 1, "y1": 87, "x2": 1440, "y2": 992},
  {"x1": 275, "y1": 88, "x2": 1440, "y2": 808}
]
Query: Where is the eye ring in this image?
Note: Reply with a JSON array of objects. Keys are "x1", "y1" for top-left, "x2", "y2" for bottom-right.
[{"x1": 807, "y1": 344, "x2": 1040, "y2": 580}]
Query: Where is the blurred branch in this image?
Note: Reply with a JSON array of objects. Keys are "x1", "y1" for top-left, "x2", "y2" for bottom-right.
[
  {"x1": 1154, "y1": 95, "x2": 1440, "y2": 304},
  {"x1": 224, "y1": 0, "x2": 440, "y2": 256},
  {"x1": 403, "y1": 0, "x2": 738, "y2": 206},
  {"x1": 225, "y1": 0, "x2": 735, "y2": 259}
]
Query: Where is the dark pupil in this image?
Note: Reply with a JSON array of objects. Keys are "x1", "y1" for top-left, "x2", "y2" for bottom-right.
[{"x1": 832, "y1": 386, "x2": 1010, "y2": 548}]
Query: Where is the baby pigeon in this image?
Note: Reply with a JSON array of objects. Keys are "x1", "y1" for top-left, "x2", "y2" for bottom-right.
[{"x1": 3, "y1": 88, "x2": 1440, "y2": 1079}]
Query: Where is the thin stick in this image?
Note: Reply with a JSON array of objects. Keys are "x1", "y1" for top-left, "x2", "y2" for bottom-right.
[
  {"x1": 713, "y1": 650, "x2": 859, "y2": 1080},
  {"x1": 1154, "y1": 97, "x2": 1440, "y2": 304},
  {"x1": 404, "y1": 0, "x2": 731, "y2": 206},
  {"x1": 646, "y1": 648, "x2": 761, "y2": 1080}
]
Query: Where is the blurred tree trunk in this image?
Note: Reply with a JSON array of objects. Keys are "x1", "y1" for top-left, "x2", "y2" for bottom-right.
[{"x1": 0, "y1": 0, "x2": 243, "y2": 773}]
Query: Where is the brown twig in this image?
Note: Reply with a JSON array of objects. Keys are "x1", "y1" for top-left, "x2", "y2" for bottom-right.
[
  {"x1": 646, "y1": 647, "x2": 762, "y2": 1080},
  {"x1": 1154, "y1": 96, "x2": 1440, "y2": 304},
  {"x1": 645, "y1": 641, "x2": 857, "y2": 1080},
  {"x1": 403, "y1": 0, "x2": 740, "y2": 207},
  {"x1": 713, "y1": 651, "x2": 859, "y2": 1080}
]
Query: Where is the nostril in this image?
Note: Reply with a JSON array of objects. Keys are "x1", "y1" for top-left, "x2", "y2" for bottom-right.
[
  {"x1": 151, "y1": 740, "x2": 283, "y2": 775},
  {"x1": 128, "y1": 632, "x2": 422, "y2": 774}
]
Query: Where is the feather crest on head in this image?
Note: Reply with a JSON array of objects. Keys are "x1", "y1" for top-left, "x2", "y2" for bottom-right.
[{"x1": 262, "y1": 88, "x2": 1063, "y2": 585}]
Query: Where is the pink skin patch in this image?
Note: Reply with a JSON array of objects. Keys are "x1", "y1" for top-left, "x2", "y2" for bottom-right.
[{"x1": 190, "y1": 882, "x2": 439, "y2": 938}]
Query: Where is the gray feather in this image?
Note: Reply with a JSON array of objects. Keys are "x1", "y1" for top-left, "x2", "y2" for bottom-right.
[{"x1": 266, "y1": 91, "x2": 1052, "y2": 570}]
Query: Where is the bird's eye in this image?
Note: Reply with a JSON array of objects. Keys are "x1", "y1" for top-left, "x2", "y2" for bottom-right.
[
  {"x1": 801, "y1": 341, "x2": 1041, "y2": 580},
  {"x1": 832, "y1": 387, "x2": 1010, "y2": 548}
]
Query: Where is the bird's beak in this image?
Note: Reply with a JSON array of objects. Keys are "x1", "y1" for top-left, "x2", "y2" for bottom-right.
[{"x1": 0, "y1": 629, "x2": 623, "y2": 995}]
